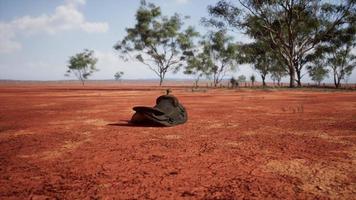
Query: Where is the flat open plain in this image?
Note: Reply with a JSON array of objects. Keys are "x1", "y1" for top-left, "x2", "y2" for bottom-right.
[{"x1": 0, "y1": 83, "x2": 355, "y2": 199}]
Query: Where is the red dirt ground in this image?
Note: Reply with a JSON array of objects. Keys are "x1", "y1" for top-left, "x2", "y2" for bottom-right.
[{"x1": 0, "y1": 83, "x2": 355, "y2": 199}]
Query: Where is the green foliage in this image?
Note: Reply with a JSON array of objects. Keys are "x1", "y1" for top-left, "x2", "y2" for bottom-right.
[
  {"x1": 114, "y1": 1, "x2": 198, "y2": 86},
  {"x1": 241, "y1": 41, "x2": 278, "y2": 86},
  {"x1": 318, "y1": 12, "x2": 356, "y2": 88},
  {"x1": 270, "y1": 65, "x2": 288, "y2": 86},
  {"x1": 66, "y1": 49, "x2": 98, "y2": 86},
  {"x1": 114, "y1": 71, "x2": 124, "y2": 81},
  {"x1": 205, "y1": 0, "x2": 355, "y2": 87},
  {"x1": 307, "y1": 61, "x2": 329, "y2": 86},
  {"x1": 184, "y1": 55, "x2": 211, "y2": 87},
  {"x1": 200, "y1": 31, "x2": 240, "y2": 87},
  {"x1": 237, "y1": 75, "x2": 246, "y2": 83},
  {"x1": 184, "y1": 30, "x2": 239, "y2": 87}
]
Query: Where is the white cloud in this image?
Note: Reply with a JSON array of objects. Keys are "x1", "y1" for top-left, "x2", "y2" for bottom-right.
[
  {"x1": 0, "y1": 23, "x2": 22, "y2": 53},
  {"x1": 0, "y1": 0, "x2": 109, "y2": 53}
]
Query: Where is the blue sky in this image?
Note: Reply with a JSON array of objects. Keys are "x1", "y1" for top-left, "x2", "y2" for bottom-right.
[{"x1": 0, "y1": 0, "x2": 355, "y2": 83}]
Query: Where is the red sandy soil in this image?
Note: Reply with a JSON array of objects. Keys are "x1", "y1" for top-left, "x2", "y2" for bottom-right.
[{"x1": 0, "y1": 83, "x2": 355, "y2": 199}]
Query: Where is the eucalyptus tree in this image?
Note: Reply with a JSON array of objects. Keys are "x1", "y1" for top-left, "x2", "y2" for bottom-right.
[
  {"x1": 65, "y1": 49, "x2": 98, "y2": 86},
  {"x1": 184, "y1": 55, "x2": 212, "y2": 88},
  {"x1": 114, "y1": 71, "x2": 124, "y2": 81},
  {"x1": 320, "y1": 12, "x2": 356, "y2": 88},
  {"x1": 204, "y1": 0, "x2": 355, "y2": 87},
  {"x1": 270, "y1": 65, "x2": 288, "y2": 86},
  {"x1": 114, "y1": 0, "x2": 198, "y2": 86},
  {"x1": 307, "y1": 60, "x2": 329, "y2": 86},
  {"x1": 184, "y1": 31, "x2": 239, "y2": 87},
  {"x1": 237, "y1": 75, "x2": 246, "y2": 83},
  {"x1": 200, "y1": 31, "x2": 240, "y2": 87},
  {"x1": 327, "y1": 43, "x2": 356, "y2": 88},
  {"x1": 240, "y1": 41, "x2": 274, "y2": 87}
]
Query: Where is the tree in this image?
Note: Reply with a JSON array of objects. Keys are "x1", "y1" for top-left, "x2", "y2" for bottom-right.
[
  {"x1": 319, "y1": 12, "x2": 356, "y2": 88},
  {"x1": 205, "y1": 0, "x2": 355, "y2": 87},
  {"x1": 255, "y1": 59, "x2": 269, "y2": 86},
  {"x1": 230, "y1": 77, "x2": 238, "y2": 88},
  {"x1": 328, "y1": 44, "x2": 355, "y2": 88},
  {"x1": 237, "y1": 75, "x2": 246, "y2": 83},
  {"x1": 307, "y1": 63, "x2": 329, "y2": 86},
  {"x1": 199, "y1": 31, "x2": 240, "y2": 87},
  {"x1": 65, "y1": 49, "x2": 98, "y2": 86},
  {"x1": 241, "y1": 41, "x2": 274, "y2": 87},
  {"x1": 114, "y1": 71, "x2": 124, "y2": 81},
  {"x1": 250, "y1": 74, "x2": 255, "y2": 86},
  {"x1": 114, "y1": 1, "x2": 198, "y2": 86},
  {"x1": 184, "y1": 55, "x2": 211, "y2": 88},
  {"x1": 270, "y1": 65, "x2": 287, "y2": 86}
]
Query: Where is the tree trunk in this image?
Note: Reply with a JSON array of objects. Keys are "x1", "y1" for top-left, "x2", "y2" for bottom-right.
[
  {"x1": 80, "y1": 78, "x2": 85, "y2": 86},
  {"x1": 261, "y1": 75, "x2": 266, "y2": 87},
  {"x1": 213, "y1": 79, "x2": 218, "y2": 87},
  {"x1": 337, "y1": 77, "x2": 341, "y2": 88},
  {"x1": 159, "y1": 73, "x2": 165, "y2": 86},
  {"x1": 296, "y1": 70, "x2": 302, "y2": 87},
  {"x1": 289, "y1": 64, "x2": 296, "y2": 88},
  {"x1": 333, "y1": 71, "x2": 340, "y2": 88},
  {"x1": 194, "y1": 77, "x2": 200, "y2": 88}
]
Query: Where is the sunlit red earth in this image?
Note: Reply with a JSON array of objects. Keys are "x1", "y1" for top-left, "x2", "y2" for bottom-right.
[{"x1": 0, "y1": 82, "x2": 355, "y2": 199}]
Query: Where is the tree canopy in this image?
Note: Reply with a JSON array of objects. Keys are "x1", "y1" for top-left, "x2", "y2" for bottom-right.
[
  {"x1": 184, "y1": 55, "x2": 212, "y2": 87},
  {"x1": 200, "y1": 31, "x2": 240, "y2": 87},
  {"x1": 205, "y1": 0, "x2": 355, "y2": 87},
  {"x1": 316, "y1": 10, "x2": 356, "y2": 88},
  {"x1": 241, "y1": 41, "x2": 280, "y2": 86},
  {"x1": 114, "y1": 0, "x2": 198, "y2": 86},
  {"x1": 66, "y1": 49, "x2": 98, "y2": 86},
  {"x1": 114, "y1": 71, "x2": 124, "y2": 81},
  {"x1": 307, "y1": 63, "x2": 329, "y2": 86}
]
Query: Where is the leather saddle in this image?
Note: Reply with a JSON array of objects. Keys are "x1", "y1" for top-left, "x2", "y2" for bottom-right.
[{"x1": 130, "y1": 92, "x2": 188, "y2": 127}]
